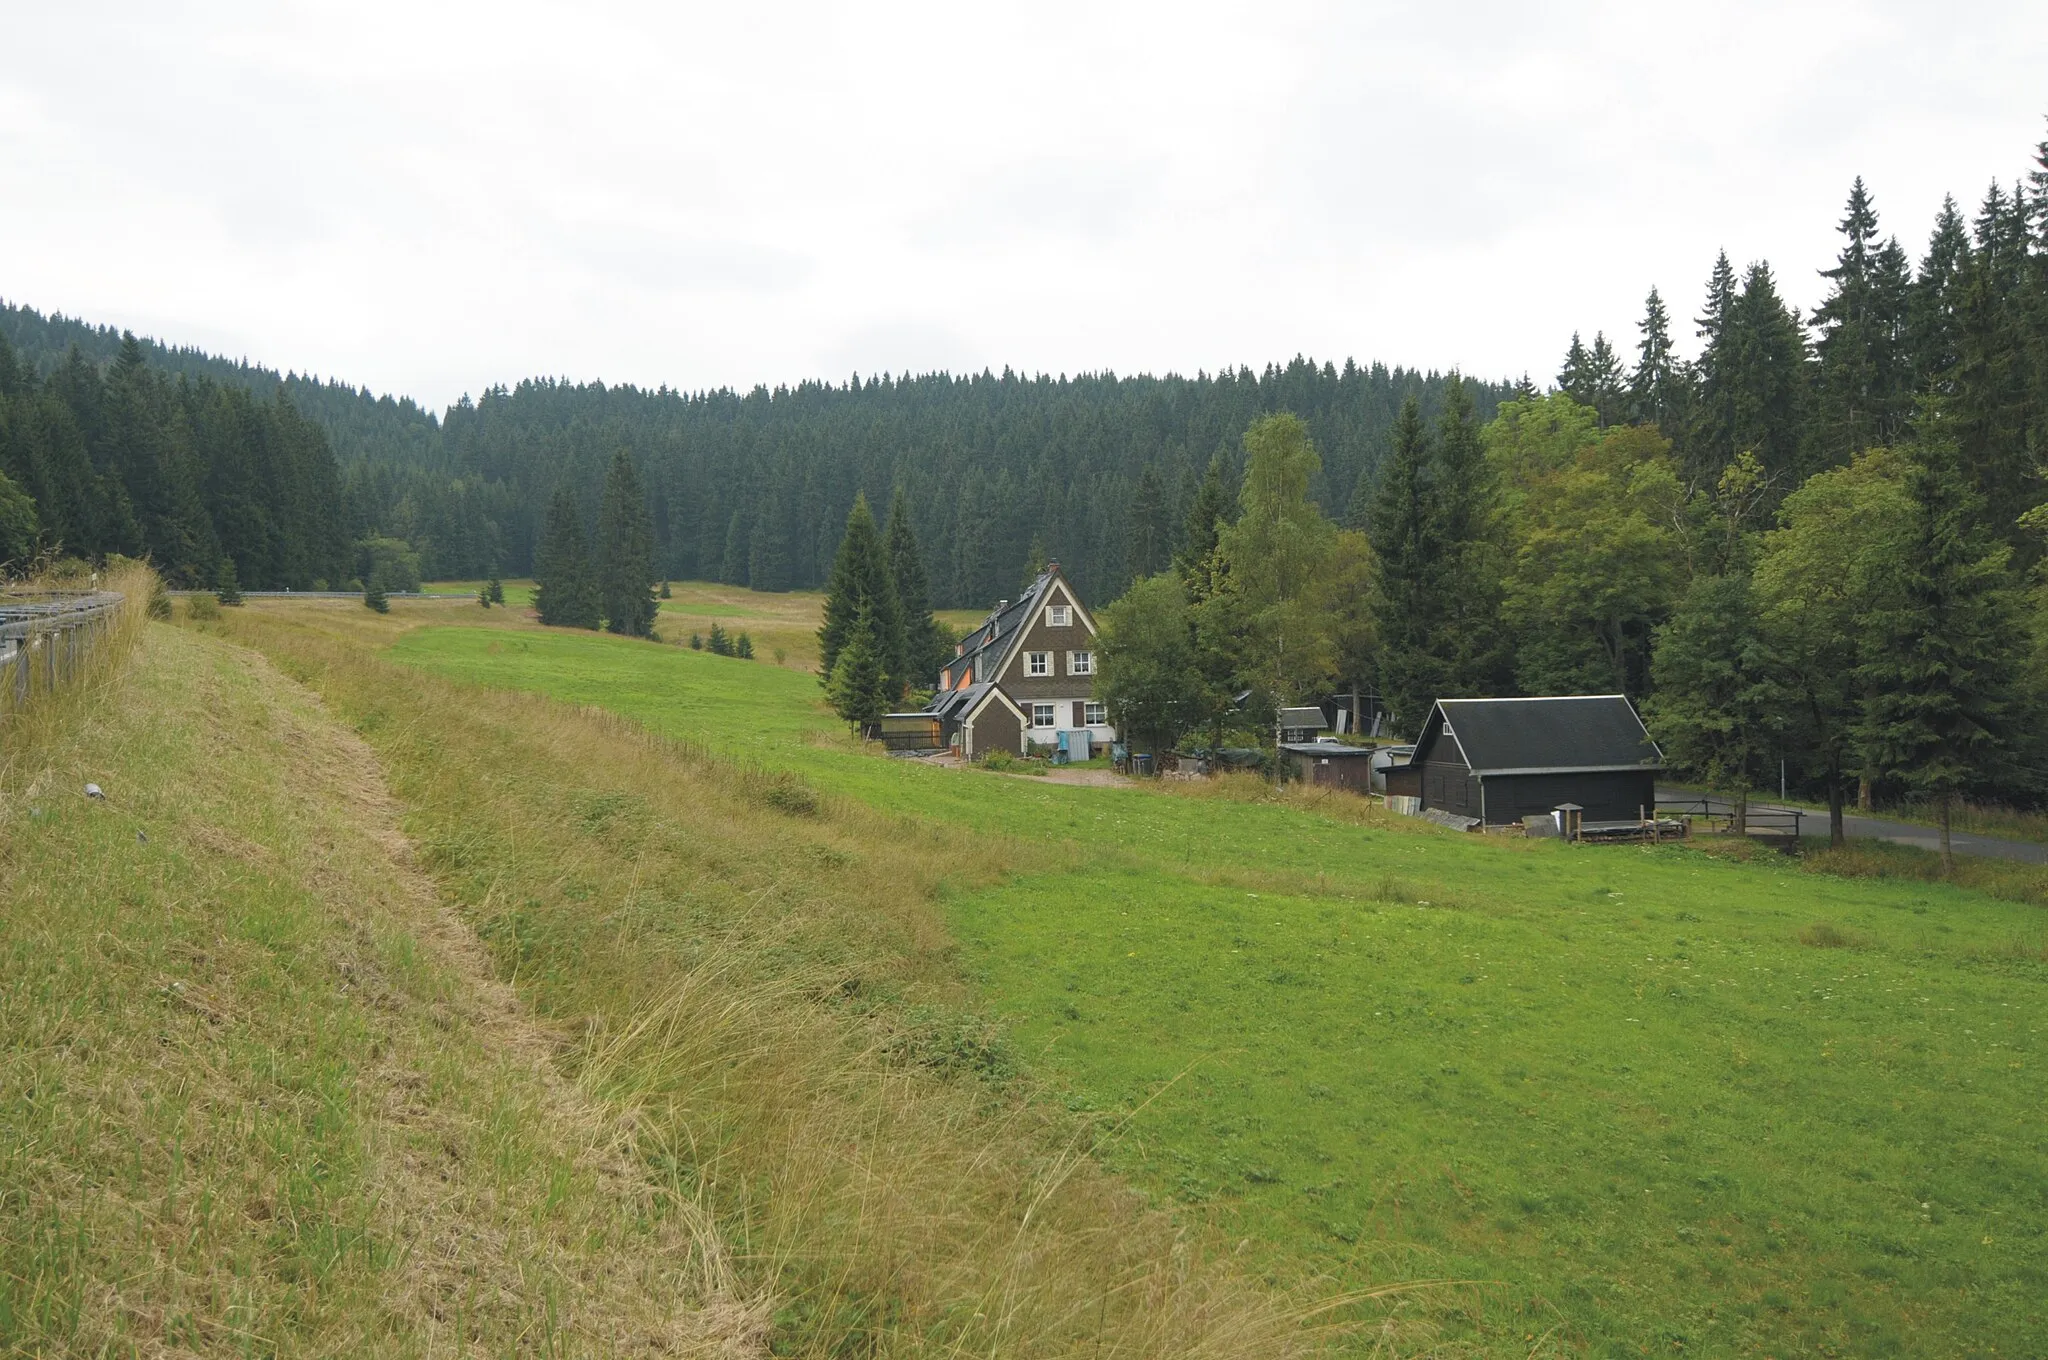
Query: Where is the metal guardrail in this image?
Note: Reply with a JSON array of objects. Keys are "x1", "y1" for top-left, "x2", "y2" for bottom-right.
[
  {"x1": 0, "y1": 589, "x2": 126, "y2": 713},
  {"x1": 1657, "y1": 797, "x2": 1803, "y2": 838}
]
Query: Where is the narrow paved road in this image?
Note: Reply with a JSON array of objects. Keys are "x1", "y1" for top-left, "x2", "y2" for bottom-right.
[{"x1": 1657, "y1": 788, "x2": 2048, "y2": 865}]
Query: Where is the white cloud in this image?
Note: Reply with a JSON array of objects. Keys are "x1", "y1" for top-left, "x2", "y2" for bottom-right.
[{"x1": 2, "y1": 0, "x2": 2042, "y2": 409}]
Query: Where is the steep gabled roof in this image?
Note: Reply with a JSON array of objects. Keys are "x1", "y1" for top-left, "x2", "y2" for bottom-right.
[
  {"x1": 927, "y1": 566, "x2": 1078, "y2": 710},
  {"x1": 1416, "y1": 696, "x2": 1663, "y2": 776}
]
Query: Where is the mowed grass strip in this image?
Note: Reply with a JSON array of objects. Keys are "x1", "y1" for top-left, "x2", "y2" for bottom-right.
[
  {"x1": 382, "y1": 617, "x2": 2048, "y2": 1357},
  {"x1": 212, "y1": 601, "x2": 1336, "y2": 1358},
  {"x1": 0, "y1": 614, "x2": 752, "y2": 1355}
]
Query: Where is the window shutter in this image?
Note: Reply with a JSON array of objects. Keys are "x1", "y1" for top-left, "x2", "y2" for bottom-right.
[{"x1": 1073, "y1": 701, "x2": 1086, "y2": 727}]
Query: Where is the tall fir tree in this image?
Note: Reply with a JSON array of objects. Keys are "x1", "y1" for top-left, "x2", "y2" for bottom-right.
[
  {"x1": 1950, "y1": 180, "x2": 2037, "y2": 553},
  {"x1": 1128, "y1": 464, "x2": 1170, "y2": 579},
  {"x1": 594, "y1": 448, "x2": 657, "y2": 637},
  {"x1": 1909, "y1": 194, "x2": 1971, "y2": 389},
  {"x1": 1691, "y1": 250, "x2": 1742, "y2": 483},
  {"x1": 1811, "y1": 178, "x2": 1911, "y2": 466},
  {"x1": 1368, "y1": 395, "x2": 1446, "y2": 731},
  {"x1": 825, "y1": 599, "x2": 890, "y2": 736},
  {"x1": 817, "y1": 492, "x2": 908, "y2": 700},
  {"x1": 533, "y1": 483, "x2": 599, "y2": 628},
  {"x1": 884, "y1": 488, "x2": 949, "y2": 692},
  {"x1": 1647, "y1": 570, "x2": 1776, "y2": 832},
  {"x1": 1426, "y1": 375, "x2": 1514, "y2": 697},
  {"x1": 1857, "y1": 401, "x2": 2025, "y2": 870},
  {"x1": 1176, "y1": 452, "x2": 1232, "y2": 587},
  {"x1": 1627, "y1": 287, "x2": 1687, "y2": 436}
]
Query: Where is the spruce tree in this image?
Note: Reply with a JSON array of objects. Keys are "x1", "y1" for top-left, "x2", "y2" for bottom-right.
[
  {"x1": 1812, "y1": 178, "x2": 1909, "y2": 465},
  {"x1": 363, "y1": 578, "x2": 389, "y2": 613},
  {"x1": 1175, "y1": 452, "x2": 1232, "y2": 587},
  {"x1": 817, "y1": 492, "x2": 907, "y2": 699},
  {"x1": 1426, "y1": 376, "x2": 1514, "y2": 697},
  {"x1": 214, "y1": 557, "x2": 243, "y2": 606},
  {"x1": 1557, "y1": 332, "x2": 1593, "y2": 404},
  {"x1": 1647, "y1": 571, "x2": 1776, "y2": 833},
  {"x1": 1128, "y1": 465, "x2": 1170, "y2": 579},
  {"x1": 748, "y1": 486, "x2": 792, "y2": 591},
  {"x1": 735, "y1": 631, "x2": 754, "y2": 659},
  {"x1": 826, "y1": 601, "x2": 889, "y2": 736},
  {"x1": 1857, "y1": 401, "x2": 2023, "y2": 871},
  {"x1": 594, "y1": 449, "x2": 657, "y2": 637},
  {"x1": 487, "y1": 576, "x2": 504, "y2": 605},
  {"x1": 1627, "y1": 287, "x2": 1685, "y2": 434},
  {"x1": 883, "y1": 488, "x2": 947, "y2": 690},
  {"x1": 1368, "y1": 395, "x2": 1445, "y2": 731},
  {"x1": 1691, "y1": 250, "x2": 1742, "y2": 482},
  {"x1": 1585, "y1": 333, "x2": 1627, "y2": 426},
  {"x1": 1950, "y1": 181, "x2": 2035, "y2": 553},
  {"x1": 478, "y1": 582, "x2": 492, "y2": 607},
  {"x1": 533, "y1": 484, "x2": 599, "y2": 629},
  {"x1": 708, "y1": 622, "x2": 729, "y2": 655},
  {"x1": 1909, "y1": 195, "x2": 1971, "y2": 389}
]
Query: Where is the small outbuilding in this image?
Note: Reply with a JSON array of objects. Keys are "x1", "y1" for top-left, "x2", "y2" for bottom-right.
[
  {"x1": 1279, "y1": 740, "x2": 1375, "y2": 791},
  {"x1": 1277, "y1": 706, "x2": 1329, "y2": 743},
  {"x1": 1381, "y1": 695, "x2": 1663, "y2": 827}
]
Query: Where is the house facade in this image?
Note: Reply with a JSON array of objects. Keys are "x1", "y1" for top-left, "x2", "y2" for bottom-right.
[
  {"x1": 1382, "y1": 695, "x2": 1663, "y2": 826},
  {"x1": 923, "y1": 564, "x2": 1115, "y2": 759}
]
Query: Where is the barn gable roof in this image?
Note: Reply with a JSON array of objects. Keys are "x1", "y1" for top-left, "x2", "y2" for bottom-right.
[{"x1": 1414, "y1": 695, "x2": 1663, "y2": 776}]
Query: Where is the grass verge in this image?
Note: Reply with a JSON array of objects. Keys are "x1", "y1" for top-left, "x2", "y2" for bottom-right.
[{"x1": 202, "y1": 601, "x2": 1338, "y2": 1355}]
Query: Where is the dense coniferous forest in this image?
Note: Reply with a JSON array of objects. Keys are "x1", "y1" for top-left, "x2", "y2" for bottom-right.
[
  {"x1": 0, "y1": 330, "x2": 351, "y2": 588},
  {"x1": 0, "y1": 301, "x2": 1504, "y2": 607}
]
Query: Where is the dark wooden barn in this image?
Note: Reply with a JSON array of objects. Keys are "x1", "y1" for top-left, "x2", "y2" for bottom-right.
[{"x1": 1380, "y1": 696, "x2": 1663, "y2": 826}]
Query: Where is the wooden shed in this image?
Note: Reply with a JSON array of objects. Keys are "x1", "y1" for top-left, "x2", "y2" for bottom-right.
[
  {"x1": 1280, "y1": 741, "x2": 1375, "y2": 791},
  {"x1": 1382, "y1": 695, "x2": 1663, "y2": 827}
]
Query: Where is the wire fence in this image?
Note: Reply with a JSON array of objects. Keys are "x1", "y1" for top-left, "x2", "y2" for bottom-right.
[{"x1": 0, "y1": 589, "x2": 126, "y2": 717}]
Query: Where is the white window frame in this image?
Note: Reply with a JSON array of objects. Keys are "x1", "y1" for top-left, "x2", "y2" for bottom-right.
[
  {"x1": 1025, "y1": 651, "x2": 1050, "y2": 676},
  {"x1": 1067, "y1": 650, "x2": 1093, "y2": 676},
  {"x1": 1032, "y1": 702, "x2": 1058, "y2": 728},
  {"x1": 1047, "y1": 604, "x2": 1072, "y2": 627},
  {"x1": 1084, "y1": 701, "x2": 1107, "y2": 726}
]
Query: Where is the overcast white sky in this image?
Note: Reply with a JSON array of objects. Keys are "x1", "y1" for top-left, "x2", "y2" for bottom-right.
[{"x1": 3, "y1": 2, "x2": 2044, "y2": 413}]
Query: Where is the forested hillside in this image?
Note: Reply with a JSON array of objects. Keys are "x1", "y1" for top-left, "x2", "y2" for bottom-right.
[
  {"x1": 0, "y1": 299, "x2": 1502, "y2": 607},
  {"x1": 0, "y1": 332, "x2": 350, "y2": 588},
  {"x1": 3, "y1": 121, "x2": 2044, "y2": 617}
]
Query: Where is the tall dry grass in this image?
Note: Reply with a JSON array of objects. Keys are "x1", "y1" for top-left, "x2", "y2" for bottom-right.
[
  {"x1": 214, "y1": 601, "x2": 1371, "y2": 1357},
  {"x1": 0, "y1": 558, "x2": 155, "y2": 779}
]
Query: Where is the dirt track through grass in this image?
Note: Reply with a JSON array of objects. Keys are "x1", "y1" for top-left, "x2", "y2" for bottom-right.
[
  {"x1": 0, "y1": 620, "x2": 761, "y2": 1355},
  {"x1": 201, "y1": 600, "x2": 1333, "y2": 1358}
]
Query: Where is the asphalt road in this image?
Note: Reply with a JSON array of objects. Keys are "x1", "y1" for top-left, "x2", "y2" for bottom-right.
[{"x1": 1657, "y1": 787, "x2": 2048, "y2": 865}]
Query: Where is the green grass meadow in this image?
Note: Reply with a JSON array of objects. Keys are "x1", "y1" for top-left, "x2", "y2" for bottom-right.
[{"x1": 389, "y1": 622, "x2": 2048, "y2": 1356}]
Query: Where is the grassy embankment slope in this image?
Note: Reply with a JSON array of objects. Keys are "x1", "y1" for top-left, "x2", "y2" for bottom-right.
[
  {"x1": 0, "y1": 585, "x2": 766, "y2": 1354},
  {"x1": 3, "y1": 587, "x2": 1318, "y2": 1356},
  {"x1": 372, "y1": 598, "x2": 2046, "y2": 1358}
]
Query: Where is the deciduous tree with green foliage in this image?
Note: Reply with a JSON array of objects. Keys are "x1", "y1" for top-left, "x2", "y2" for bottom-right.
[
  {"x1": 1751, "y1": 448, "x2": 1917, "y2": 844},
  {"x1": 1212, "y1": 414, "x2": 1339, "y2": 710},
  {"x1": 1493, "y1": 402, "x2": 1688, "y2": 697},
  {"x1": 1094, "y1": 572, "x2": 1210, "y2": 757}
]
